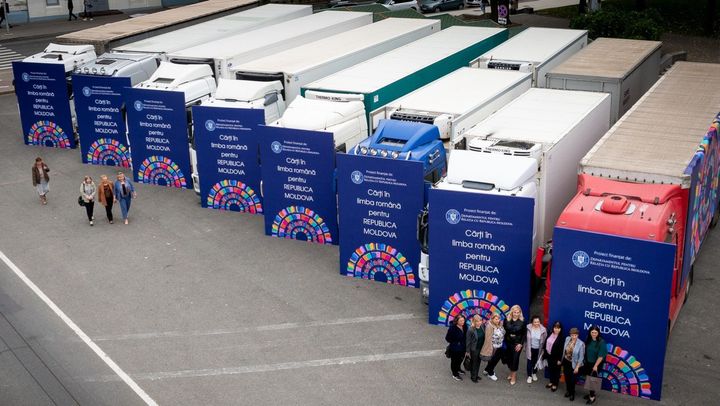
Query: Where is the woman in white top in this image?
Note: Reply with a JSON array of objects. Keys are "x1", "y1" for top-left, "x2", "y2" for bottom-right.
[
  {"x1": 80, "y1": 176, "x2": 97, "y2": 226},
  {"x1": 525, "y1": 315, "x2": 547, "y2": 384}
]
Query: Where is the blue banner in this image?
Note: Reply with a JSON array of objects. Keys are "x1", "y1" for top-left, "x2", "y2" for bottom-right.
[
  {"x1": 192, "y1": 106, "x2": 264, "y2": 213},
  {"x1": 124, "y1": 88, "x2": 192, "y2": 189},
  {"x1": 12, "y1": 62, "x2": 75, "y2": 149},
  {"x1": 337, "y1": 154, "x2": 424, "y2": 287},
  {"x1": 259, "y1": 126, "x2": 337, "y2": 245},
  {"x1": 427, "y1": 189, "x2": 534, "y2": 326},
  {"x1": 72, "y1": 75, "x2": 132, "y2": 167},
  {"x1": 549, "y1": 227, "x2": 674, "y2": 401}
]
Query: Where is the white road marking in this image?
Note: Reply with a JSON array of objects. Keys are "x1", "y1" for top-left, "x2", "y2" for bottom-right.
[
  {"x1": 87, "y1": 349, "x2": 443, "y2": 382},
  {"x1": 94, "y1": 313, "x2": 422, "y2": 341},
  {"x1": 0, "y1": 250, "x2": 159, "y2": 406},
  {"x1": 0, "y1": 45, "x2": 24, "y2": 70}
]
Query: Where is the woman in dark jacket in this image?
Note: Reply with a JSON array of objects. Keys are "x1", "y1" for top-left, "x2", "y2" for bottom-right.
[
  {"x1": 465, "y1": 314, "x2": 485, "y2": 382},
  {"x1": 504, "y1": 304, "x2": 526, "y2": 385},
  {"x1": 445, "y1": 314, "x2": 467, "y2": 381},
  {"x1": 543, "y1": 321, "x2": 565, "y2": 392},
  {"x1": 31, "y1": 157, "x2": 50, "y2": 205},
  {"x1": 583, "y1": 325, "x2": 607, "y2": 404}
]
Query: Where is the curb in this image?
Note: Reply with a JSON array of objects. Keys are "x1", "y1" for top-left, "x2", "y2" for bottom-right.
[{"x1": 0, "y1": 30, "x2": 79, "y2": 44}]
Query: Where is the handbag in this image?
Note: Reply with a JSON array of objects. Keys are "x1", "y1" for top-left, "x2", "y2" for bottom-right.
[
  {"x1": 584, "y1": 373, "x2": 602, "y2": 392},
  {"x1": 535, "y1": 358, "x2": 547, "y2": 371},
  {"x1": 78, "y1": 196, "x2": 85, "y2": 206},
  {"x1": 463, "y1": 354, "x2": 472, "y2": 371},
  {"x1": 444, "y1": 345, "x2": 451, "y2": 359}
]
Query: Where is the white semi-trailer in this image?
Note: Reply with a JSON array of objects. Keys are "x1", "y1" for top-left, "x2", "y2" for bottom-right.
[
  {"x1": 370, "y1": 67, "x2": 532, "y2": 150},
  {"x1": 471, "y1": 27, "x2": 588, "y2": 87},
  {"x1": 418, "y1": 88, "x2": 611, "y2": 303}
]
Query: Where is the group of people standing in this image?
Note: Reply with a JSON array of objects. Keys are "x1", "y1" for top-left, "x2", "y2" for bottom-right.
[
  {"x1": 446, "y1": 307, "x2": 607, "y2": 404},
  {"x1": 67, "y1": 0, "x2": 95, "y2": 21},
  {"x1": 31, "y1": 157, "x2": 137, "y2": 225}
]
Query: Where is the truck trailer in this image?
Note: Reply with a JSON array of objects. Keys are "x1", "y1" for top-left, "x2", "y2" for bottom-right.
[
  {"x1": 232, "y1": 18, "x2": 439, "y2": 105},
  {"x1": 369, "y1": 67, "x2": 532, "y2": 150},
  {"x1": 547, "y1": 62, "x2": 720, "y2": 330},
  {"x1": 420, "y1": 88, "x2": 611, "y2": 304},
  {"x1": 546, "y1": 37, "x2": 662, "y2": 124},
  {"x1": 471, "y1": 27, "x2": 587, "y2": 87},
  {"x1": 282, "y1": 26, "x2": 508, "y2": 151},
  {"x1": 169, "y1": 11, "x2": 372, "y2": 80}
]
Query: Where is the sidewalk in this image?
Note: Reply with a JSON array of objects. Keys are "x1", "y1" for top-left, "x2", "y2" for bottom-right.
[{"x1": 0, "y1": 13, "x2": 130, "y2": 44}]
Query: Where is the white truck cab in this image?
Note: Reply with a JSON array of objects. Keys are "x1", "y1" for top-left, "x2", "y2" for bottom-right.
[
  {"x1": 74, "y1": 52, "x2": 159, "y2": 86},
  {"x1": 190, "y1": 78, "x2": 287, "y2": 194},
  {"x1": 134, "y1": 61, "x2": 217, "y2": 192},
  {"x1": 272, "y1": 95, "x2": 368, "y2": 153},
  {"x1": 24, "y1": 43, "x2": 97, "y2": 75}
]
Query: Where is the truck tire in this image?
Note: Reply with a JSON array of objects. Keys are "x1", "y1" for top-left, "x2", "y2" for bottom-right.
[
  {"x1": 434, "y1": 7, "x2": 440, "y2": 12},
  {"x1": 711, "y1": 206, "x2": 720, "y2": 229},
  {"x1": 459, "y1": 4, "x2": 464, "y2": 9},
  {"x1": 683, "y1": 267, "x2": 694, "y2": 304}
]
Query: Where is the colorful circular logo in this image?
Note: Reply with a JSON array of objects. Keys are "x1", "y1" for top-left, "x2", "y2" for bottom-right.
[
  {"x1": 136, "y1": 155, "x2": 187, "y2": 188},
  {"x1": 346, "y1": 243, "x2": 415, "y2": 286},
  {"x1": 205, "y1": 120, "x2": 216, "y2": 132},
  {"x1": 26, "y1": 120, "x2": 71, "y2": 149},
  {"x1": 134, "y1": 100, "x2": 143, "y2": 111},
  {"x1": 351, "y1": 170, "x2": 364, "y2": 185},
  {"x1": 82, "y1": 86, "x2": 92, "y2": 97},
  {"x1": 446, "y1": 209, "x2": 461, "y2": 224},
  {"x1": 271, "y1": 206, "x2": 332, "y2": 244},
  {"x1": 271, "y1": 141, "x2": 282, "y2": 154},
  {"x1": 206, "y1": 179, "x2": 262, "y2": 213},
  {"x1": 86, "y1": 138, "x2": 131, "y2": 167},
  {"x1": 437, "y1": 289, "x2": 510, "y2": 326},
  {"x1": 599, "y1": 343, "x2": 652, "y2": 398},
  {"x1": 572, "y1": 251, "x2": 590, "y2": 268}
]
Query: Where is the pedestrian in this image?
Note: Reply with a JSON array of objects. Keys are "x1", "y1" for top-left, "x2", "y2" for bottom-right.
[
  {"x1": 67, "y1": 0, "x2": 78, "y2": 21},
  {"x1": 465, "y1": 314, "x2": 485, "y2": 383},
  {"x1": 0, "y1": 1, "x2": 12, "y2": 28},
  {"x1": 481, "y1": 0, "x2": 487, "y2": 13},
  {"x1": 525, "y1": 315, "x2": 547, "y2": 384},
  {"x1": 582, "y1": 325, "x2": 607, "y2": 404},
  {"x1": 83, "y1": 0, "x2": 93, "y2": 20},
  {"x1": 445, "y1": 314, "x2": 467, "y2": 381},
  {"x1": 31, "y1": 157, "x2": 50, "y2": 205},
  {"x1": 114, "y1": 171, "x2": 136, "y2": 224},
  {"x1": 543, "y1": 321, "x2": 565, "y2": 392},
  {"x1": 80, "y1": 175, "x2": 96, "y2": 226},
  {"x1": 562, "y1": 327, "x2": 585, "y2": 401},
  {"x1": 481, "y1": 313, "x2": 505, "y2": 381},
  {"x1": 504, "y1": 304, "x2": 526, "y2": 385},
  {"x1": 97, "y1": 174, "x2": 115, "y2": 224}
]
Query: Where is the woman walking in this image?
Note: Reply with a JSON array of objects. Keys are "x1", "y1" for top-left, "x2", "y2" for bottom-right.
[
  {"x1": 526, "y1": 315, "x2": 547, "y2": 384},
  {"x1": 583, "y1": 326, "x2": 607, "y2": 404},
  {"x1": 80, "y1": 176, "x2": 96, "y2": 226},
  {"x1": 31, "y1": 157, "x2": 50, "y2": 205},
  {"x1": 481, "y1": 313, "x2": 505, "y2": 381},
  {"x1": 445, "y1": 315, "x2": 467, "y2": 381},
  {"x1": 98, "y1": 175, "x2": 115, "y2": 223},
  {"x1": 543, "y1": 321, "x2": 565, "y2": 392},
  {"x1": 465, "y1": 314, "x2": 485, "y2": 382},
  {"x1": 562, "y1": 327, "x2": 585, "y2": 401},
  {"x1": 114, "y1": 171, "x2": 136, "y2": 224},
  {"x1": 504, "y1": 304, "x2": 526, "y2": 385}
]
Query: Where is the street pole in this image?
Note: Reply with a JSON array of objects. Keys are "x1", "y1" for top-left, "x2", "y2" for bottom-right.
[{"x1": 2, "y1": 0, "x2": 9, "y2": 35}]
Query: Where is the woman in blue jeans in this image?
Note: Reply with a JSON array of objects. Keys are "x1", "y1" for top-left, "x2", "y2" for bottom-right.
[{"x1": 114, "y1": 171, "x2": 136, "y2": 224}]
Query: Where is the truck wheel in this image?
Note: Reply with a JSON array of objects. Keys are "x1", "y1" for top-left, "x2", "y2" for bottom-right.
[
  {"x1": 434, "y1": 7, "x2": 440, "y2": 12},
  {"x1": 459, "y1": 4, "x2": 464, "y2": 9},
  {"x1": 711, "y1": 206, "x2": 720, "y2": 228},
  {"x1": 684, "y1": 267, "x2": 694, "y2": 304}
]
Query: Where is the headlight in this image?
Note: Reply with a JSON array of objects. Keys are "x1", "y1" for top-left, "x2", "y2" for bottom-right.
[
  {"x1": 391, "y1": 151, "x2": 400, "y2": 159},
  {"x1": 380, "y1": 150, "x2": 388, "y2": 157},
  {"x1": 91, "y1": 67, "x2": 97, "y2": 74},
  {"x1": 100, "y1": 67, "x2": 106, "y2": 75},
  {"x1": 370, "y1": 148, "x2": 378, "y2": 156},
  {"x1": 360, "y1": 146, "x2": 368, "y2": 155},
  {"x1": 83, "y1": 67, "x2": 89, "y2": 73}
]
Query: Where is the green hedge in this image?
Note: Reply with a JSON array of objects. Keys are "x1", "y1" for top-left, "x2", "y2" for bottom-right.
[{"x1": 570, "y1": 8, "x2": 664, "y2": 40}]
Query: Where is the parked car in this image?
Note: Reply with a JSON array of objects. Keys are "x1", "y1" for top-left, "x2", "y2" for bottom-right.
[
  {"x1": 418, "y1": 0, "x2": 464, "y2": 13},
  {"x1": 329, "y1": 0, "x2": 376, "y2": 8},
  {"x1": 376, "y1": 0, "x2": 418, "y2": 11},
  {"x1": 465, "y1": 0, "x2": 487, "y2": 8}
]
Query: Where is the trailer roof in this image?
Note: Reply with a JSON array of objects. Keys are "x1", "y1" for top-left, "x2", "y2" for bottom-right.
[
  {"x1": 304, "y1": 26, "x2": 506, "y2": 94},
  {"x1": 113, "y1": 4, "x2": 310, "y2": 55},
  {"x1": 547, "y1": 37, "x2": 662, "y2": 81},
  {"x1": 57, "y1": 0, "x2": 260, "y2": 48},
  {"x1": 465, "y1": 88, "x2": 609, "y2": 145},
  {"x1": 231, "y1": 18, "x2": 439, "y2": 77},
  {"x1": 385, "y1": 67, "x2": 530, "y2": 116},
  {"x1": 479, "y1": 27, "x2": 586, "y2": 64},
  {"x1": 581, "y1": 62, "x2": 720, "y2": 185},
  {"x1": 170, "y1": 11, "x2": 370, "y2": 61}
]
